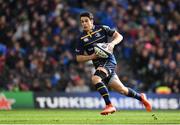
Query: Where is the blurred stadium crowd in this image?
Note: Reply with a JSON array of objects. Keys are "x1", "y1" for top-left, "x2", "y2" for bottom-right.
[{"x1": 0, "y1": 0, "x2": 179, "y2": 93}]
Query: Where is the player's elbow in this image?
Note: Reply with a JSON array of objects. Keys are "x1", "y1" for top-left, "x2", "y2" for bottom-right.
[
  {"x1": 114, "y1": 31, "x2": 123, "y2": 43},
  {"x1": 116, "y1": 31, "x2": 123, "y2": 42},
  {"x1": 119, "y1": 34, "x2": 123, "y2": 42}
]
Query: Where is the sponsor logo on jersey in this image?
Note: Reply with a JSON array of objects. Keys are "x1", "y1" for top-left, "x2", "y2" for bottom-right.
[
  {"x1": 95, "y1": 32, "x2": 101, "y2": 37},
  {"x1": 75, "y1": 49, "x2": 80, "y2": 52},
  {"x1": 83, "y1": 38, "x2": 89, "y2": 42},
  {"x1": 88, "y1": 48, "x2": 94, "y2": 51}
]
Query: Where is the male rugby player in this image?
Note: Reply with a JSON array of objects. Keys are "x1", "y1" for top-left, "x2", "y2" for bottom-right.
[{"x1": 75, "y1": 12, "x2": 152, "y2": 115}]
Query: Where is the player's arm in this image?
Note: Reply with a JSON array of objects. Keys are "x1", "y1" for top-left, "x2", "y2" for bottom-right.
[
  {"x1": 75, "y1": 39, "x2": 98, "y2": 62},
  {"x1": 111, "y1": 31, "x2": 123, "y2": 46},
  {"x1": 108, "y1": 31, "x2": 123, "y2": 51},
  {"x1": 102, "y1": 25, "x2": 123, "y2": 51},
  {"x1": 76, "y1": 54, "x2": 97, "y2": 62}
]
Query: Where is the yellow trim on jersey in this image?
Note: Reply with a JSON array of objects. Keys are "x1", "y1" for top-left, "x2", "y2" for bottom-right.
[
  {"x1": 80, "y1": 28, "x2": 102, "y2": 39},
  {"x1": 84, "y1": 36, "x2": 105, "y2": 46},
  {"x1": 87, "y1": 32, "x2": 92, "y2": 37},
  {"x1": 91, "y1": 28, "x2": 102, "y2": 35}
]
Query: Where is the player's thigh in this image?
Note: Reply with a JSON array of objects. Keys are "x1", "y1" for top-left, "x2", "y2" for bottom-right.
[
  {"x1": 96, "y1": 67, "x2": 109, "y2": 75},
  {"x1": 92, "y1": 67, "x2": 108, "y2": 84},
  {"x1": 108, "y1": 75, "x2": 128, "y2": 94}
]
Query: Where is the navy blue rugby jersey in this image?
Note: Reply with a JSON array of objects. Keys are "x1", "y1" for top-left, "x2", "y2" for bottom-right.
[{"x1": 75, "y1": 25, "x2": 117, "y2": 68}]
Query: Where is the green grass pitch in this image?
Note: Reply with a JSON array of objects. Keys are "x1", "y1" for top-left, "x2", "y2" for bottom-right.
[{"x1": 0, "y1": 109, "x2": 180, "y2": 124}]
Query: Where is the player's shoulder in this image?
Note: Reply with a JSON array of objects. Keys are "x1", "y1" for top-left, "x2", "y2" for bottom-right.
[
  {"x1": 78, "y1": 31, "x2": 86, "y2": 40},
  {"x1": 96, "y1": 25, "x2": 111, "y2": 30}
]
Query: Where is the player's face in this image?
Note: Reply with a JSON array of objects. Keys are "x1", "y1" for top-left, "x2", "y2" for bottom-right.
[{"x1": 80, "y1": 17, "x2": 93, "y2": 32}]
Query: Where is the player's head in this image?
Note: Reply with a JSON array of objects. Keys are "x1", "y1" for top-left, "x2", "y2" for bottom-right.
[{"x1": 80, "y1": 12, "x2": 94, "y2": 32}]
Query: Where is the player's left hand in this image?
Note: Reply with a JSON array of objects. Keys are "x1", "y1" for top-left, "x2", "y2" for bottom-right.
[
  {"x1": 107, "y1": 43, "x2": 115, "y2": 52},
  {"x1": 92, "y1": 53, "x2": 100, "y2": 59}
]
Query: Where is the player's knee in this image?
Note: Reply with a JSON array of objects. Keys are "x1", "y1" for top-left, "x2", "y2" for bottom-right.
[
  {"x1": 94, "y1": 69, "x2": 107, "y2": 80},
  {"x1": 91, "y1": 75, "x2": 101, "y2": 85}
]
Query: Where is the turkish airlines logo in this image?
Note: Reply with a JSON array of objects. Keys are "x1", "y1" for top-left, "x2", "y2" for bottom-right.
[{"x1": 0, "y1": 93, "x2": 15, "y2": 110}]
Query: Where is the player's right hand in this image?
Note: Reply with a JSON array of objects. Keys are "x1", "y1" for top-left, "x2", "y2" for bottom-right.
[{"x1": 107, "y1": 43, "x2": 114, "y2": 53}]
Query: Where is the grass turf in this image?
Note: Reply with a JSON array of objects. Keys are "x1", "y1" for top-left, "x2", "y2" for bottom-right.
[{"x1": 0, "y1": 109, "x2": 180, "y2": 124}]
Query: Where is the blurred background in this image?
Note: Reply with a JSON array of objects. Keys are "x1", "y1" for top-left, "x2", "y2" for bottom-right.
[{"x1": 0, "y1": 0, "x2": 179, "y2": 95}]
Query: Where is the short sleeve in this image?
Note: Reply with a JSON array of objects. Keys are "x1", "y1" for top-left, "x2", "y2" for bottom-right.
[
  {"x1": 75, "y1": 38, "x2": 84, "y2": 55},
  {"x1": 102, "y1": 25, "x2": 115, "y2": 37}
]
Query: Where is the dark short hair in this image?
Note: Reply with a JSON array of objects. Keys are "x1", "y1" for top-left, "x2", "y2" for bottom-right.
[{"x1": 80, "y1": 12, "x2": 94, "y2": 20}]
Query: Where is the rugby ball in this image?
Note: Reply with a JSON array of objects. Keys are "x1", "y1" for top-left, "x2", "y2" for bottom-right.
[{"x1": 94, "y1": 43, "x2": 112, "y2": 58}]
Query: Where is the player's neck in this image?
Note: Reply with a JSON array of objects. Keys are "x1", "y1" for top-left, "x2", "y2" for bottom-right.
[{"x1": 85, "y1": 25, "x2": 95, "y2": 33}]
